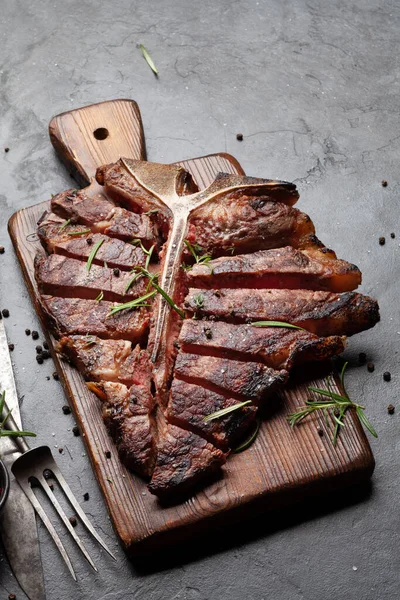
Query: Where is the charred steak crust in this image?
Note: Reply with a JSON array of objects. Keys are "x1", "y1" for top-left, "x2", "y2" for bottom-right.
[{"x1": 34, "y1": 162, "x2": 380, "y2": 501}]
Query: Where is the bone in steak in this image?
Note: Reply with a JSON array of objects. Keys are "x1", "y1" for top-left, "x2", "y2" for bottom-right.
[{"x1": 34, "y1": 158, "x2": 380, "y2": 500}]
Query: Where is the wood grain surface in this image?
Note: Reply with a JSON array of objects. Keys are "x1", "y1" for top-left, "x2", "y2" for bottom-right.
[{"x1": 8, "y1": 100, "x2": 374, "y2": 554}]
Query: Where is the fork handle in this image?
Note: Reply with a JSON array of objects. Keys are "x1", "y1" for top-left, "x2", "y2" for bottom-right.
[{"x1": 1, "y1": 400, "x2": 30, "y2": 454}]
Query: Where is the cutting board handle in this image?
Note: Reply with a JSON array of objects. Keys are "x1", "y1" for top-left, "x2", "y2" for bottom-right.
[{"x1": 49, "y1": 99, "x2": 146, "y2": 187}]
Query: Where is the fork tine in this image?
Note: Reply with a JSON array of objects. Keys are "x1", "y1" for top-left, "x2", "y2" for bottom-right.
[
  {"x1": 15, "y1": 476, "x2": 77, "y2": 581},
  {"x1": 39, "y1": 475, "x2": 98, "y2": 572},
  {"x1": 50, "y1": 463, "x2": 117, "y2": 560}
]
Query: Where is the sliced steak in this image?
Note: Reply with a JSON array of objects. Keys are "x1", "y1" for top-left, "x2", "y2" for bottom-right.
[
  {"x1": 186, "y1": 247, "x2": 361, "y2": 292},
  {"x1": 179, "y1": 320, "x2": 346, "y2": 370},
  {"x1": 186, "y1": 199, "x2": 318, "y2": 257},
  {"x1": 89, "y1": 380, "x2": 157, "y2": 477},
  {"x1": 174, "y1": 352, "x2": 287, "y2": 403},
  {"x1": 38, "y1": 222, "x2": 147, "y2": 271},
  {"x1": 40, "y1": 296, "x2": 149, "y2": 342},
  {"x1": 148, "y1": 423, "x2": 226, "y2": 500},
  {"x1": 167, "y1": 379, "x2": 257, "y2": 450},
  {"x1": 56, "y1": 335, "x2": 132, "y2": 382},
  {"x1": 51, "y1": 189, "x2": 157, "y2": 248},
  {"x1": 183, "y1": 288, "x2": 379, "y2": 336},
  {"x1": 35, "y1": 254, "x2": 152, "y2": 302}
]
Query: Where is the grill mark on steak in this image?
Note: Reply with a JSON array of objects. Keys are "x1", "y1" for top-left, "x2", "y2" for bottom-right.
[
  {"x1": 174, "y1": 352, "x2": 287, "y2": 403},
  {"x1": 38, "y1": 222, "x2": 147, "y2": 271},
  {"x1": 147, "y1": 423, "x2": 226, "y2": 501},
  {"x1": 35, "y1": 254, "x2": 155, "y2": 302},
  {"x1": 183, "y1": 289, "x2": 380, "y2": 336},
  {"x1": 186, "y1": 247, "x2": 362, "y2": 292},
  {"x1": 167, "y1": 379, "x2": 257, "y2": 450},
  {"x1": 40, "y1": 296, "x2": 149, "y2": 342},
  {"x1": 179, "y1": 320, "x2": 347, "y2": 370},
  {"x1": 51, "y1": 189, "x2": 157, "y2": 248}
]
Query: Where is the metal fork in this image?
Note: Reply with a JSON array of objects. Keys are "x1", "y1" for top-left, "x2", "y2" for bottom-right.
[{"x1": 2, "y1": 400, "x2": 116, "y2": 580}]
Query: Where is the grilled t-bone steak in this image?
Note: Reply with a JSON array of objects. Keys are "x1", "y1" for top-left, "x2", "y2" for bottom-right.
[{"x1": 34, "y1": 158, "x2": 380, "y2": 501}]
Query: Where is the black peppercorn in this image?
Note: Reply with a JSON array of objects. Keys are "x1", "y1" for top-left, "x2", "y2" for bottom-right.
[
  {"x1": 58, "y1": 447, "x2": 63, "y2": 454},
  {"x1": 379, "y1": 237, "x2": 385, "y2": 245},
  {"x1": 83, "y1": 492, "x2": 89, "y2": 501},
  {"x1": 72, "y1": 425, "x2": 80, "y2": 436},
  {"x1": 52, "y1": 371, "x2": 59, "y2": 380},
  {"x1": 36, "y1": 355, "x2": 43, "y2": 365},
  {"x1": 32, "y1": 330, "x2": 39, "y2": 340},
  {"x1": 105, "y1": 450, "x2": 111, "y2": 459},
  {"x1": 358, "y1": 352, "x2": 367, "y2": 364},
  {"x1": 8, "y1": 343, "x2": 14, "y2": 351},
  {"x1": 25, "y1": 328, "x2": 31, "y2": 335},
  {"x1": 2, "y1": 309, "x2": 9, "y2": 318},
  {"x1": 381, "y1": 180, "x2": 388, "y2": 187},
  {"x1": 383, "y1": 371, "x2": 391, "y2": 382},
  {"x1": 69, "y1": 516, "x2": 77, "y2": 527},
  {"x1": 388, "y1": 404, "x2": 395, "y2": 415},
  {"x1": 113, "y1": 268, "x2": 120, "y2": 277},
  {"x1": 317, "y1": 427, "x2": 324, "y2": 437},
  {"x1": 391, "y1": 233, "x2": 396, "y2": 239},
  {"x1": 86, "y1": 238, "x2": 93, "y2": 245},
  {"x1": 41, "y1": 350, "x2": 50, "y2": 359},
  {"x1": 36, "y1": 345, "x2": 43, "y2": 354},
  {"x1": 367, "y1": 362, "x2": 375, "y2": 373},
  {"x1": 4, "y1": 147, "x2": 9, "y2": 153},
  {"x1": 43, "y1": 341, "x2": 49, "y2": 349},
  {"x1": 8, "y1": 593, "x2": 16, "y2": 600},
  {"x1": 236, "y1": 133, "x2": 243, "y2": 141},
  {"x1": 0, "y1": 246, "x2": 4, "y2": 254},
  {"x1": 62, "y1": 405, "x2": 71, "y2": 415}
]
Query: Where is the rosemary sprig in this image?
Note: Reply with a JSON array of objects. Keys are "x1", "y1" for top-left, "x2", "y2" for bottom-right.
[
  {"x1": 233, "y1": 418, "x2": 261, "y2": 453},
  {"x1": 58, "y1": 218, "x2": 71, "y2": 232},
  {"x1": 107, "y1": 290, "x2": 156, "y2": 317},
  {"x1": 252, "y1": 321, "x2": 305, "y2": 331},
  {"x1": 86, "y1": 239, "x2": 104, "y2": 272},
  {"x1": 193, "y1": 293, "x2": 204, "y2": 309},
  {"x1": 0, "y1": 391, "x2": 36, "y2": 438},
  {"x1": 125, "y1": 244, "x2": 155, "y2": 292},
  {"x1": 139, "y1": 44, "x2": 158, "y2": 75},
  {"x1": 287, "y1": 362, "x2": 377, "y2": 445},
  {"x1": 133, "y1": 267, "x2": 186, "y2": 318},
  {"x1": 183, "y1": 240, "x2": 213, "y2": 273},
  {"x1": 203, "y1": 400, "x2": 251, "y2": 423},
  {"x1": 95, "y1": 291, "x2": 104, "y2": 302},
  {"x1": 66, "y1": 229, "x2": 91, "y2": 236}
]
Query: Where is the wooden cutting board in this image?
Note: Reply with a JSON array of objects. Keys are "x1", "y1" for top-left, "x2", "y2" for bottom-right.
[{"x1": 8, "y1": 99, "x2": 374, "y2": 555}]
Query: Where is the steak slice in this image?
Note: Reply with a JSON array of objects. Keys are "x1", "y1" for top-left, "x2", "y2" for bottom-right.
[
  {"x1": 174, "y1": 353, "x2": 287, "y2": 403},
  {"x1": 89, "y1": 380, "x2": 157, "y2": 477},
  {"x1": 51, "y1": 189, "x2": 157, "y2": 248},
  {"x1": 186, "y1": 198, "x2": 318, "y2": 257},
  {"x1": 167, "y1": 379, "x2": 257, "y2": 450},
  {"x1": 179, "y1": 320, "x2": 346, "y2": 370},
  {"x1": 40, "y1": 296, "x2": 149, "y2": 342},
  {"x1": 183, "y1": 288, "x2": 379, "y2": 336},
  {"x1": 186, "y1": 247, "x2": 361, "y2": 292},
  {"x1": 148, "y1": 423, "x2": 226, "y2": 500},
  {"x1": 56, "y1": 335, "x2": 132, "y2": 382},
  {"x1": 38, "y1": 222, "x2": 147, "y2": 271},
  {"x1": 35, "y1": 254, "x2": 152, "y2": 302}
]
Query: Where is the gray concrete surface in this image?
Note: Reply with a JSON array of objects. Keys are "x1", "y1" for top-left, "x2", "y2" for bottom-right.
[{"x1": 0, "y1": 0, "x2": 399, "y2": 598}]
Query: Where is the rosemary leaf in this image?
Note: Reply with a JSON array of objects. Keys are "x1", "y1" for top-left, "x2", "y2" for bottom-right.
[
  {"x1": 0, "y1": 430, "x2": 36, "y2": 438},
  {"x1": 233, "y1": 418, "x2": 260, "y2": 453},
  {"x1": 107, "y1": 290, "x2": 156, "y2": 317},
  {"x1": 203, "y1": 400, "x2": 251, "y2": 423},
  {"x1": 58, "y1": 218, "x2": 71, "y2": 232},
  {"x1": 251, "y1": 321, "x2": 305, "y2": 331},
  {"x1": 86, "y1": 239, "x2": 104, "y2": 272},
  {"x1": 95, "y1": 291, "x2": 104, "y2": 302},
  {"x1": 151, "y1": 280, "x2": 185, "y2": 318},
  {"x1": 356, "y1": 406, "x2": 378, "y2": 438},
  {"x1": 66, "y1": 229, "x2": 91, "y2": 236},
  {"x1": 139, "y1": 44, "x2": 158, "y2": 75},
  {"x1": 193, "y1": 293, "x2": 204, "y2": 309}
]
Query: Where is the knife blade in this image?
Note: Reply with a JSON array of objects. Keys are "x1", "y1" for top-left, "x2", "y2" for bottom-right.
[{"x1": 0, "y1": 319, "x2": 46, "y2": 600}]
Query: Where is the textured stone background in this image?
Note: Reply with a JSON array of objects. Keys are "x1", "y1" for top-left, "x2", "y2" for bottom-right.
[{"x1": 0, "y1": 0, "x2": 399, "y2": 598}]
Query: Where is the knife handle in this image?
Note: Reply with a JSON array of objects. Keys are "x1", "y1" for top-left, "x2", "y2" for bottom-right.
[{"x1": 2, "y1": 401, "x2": 30, "y2": 454}]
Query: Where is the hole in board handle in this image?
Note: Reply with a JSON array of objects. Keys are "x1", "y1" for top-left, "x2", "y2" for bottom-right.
[{"x1": 93, "y1": 128, "x2": 109, "y2": 140}]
